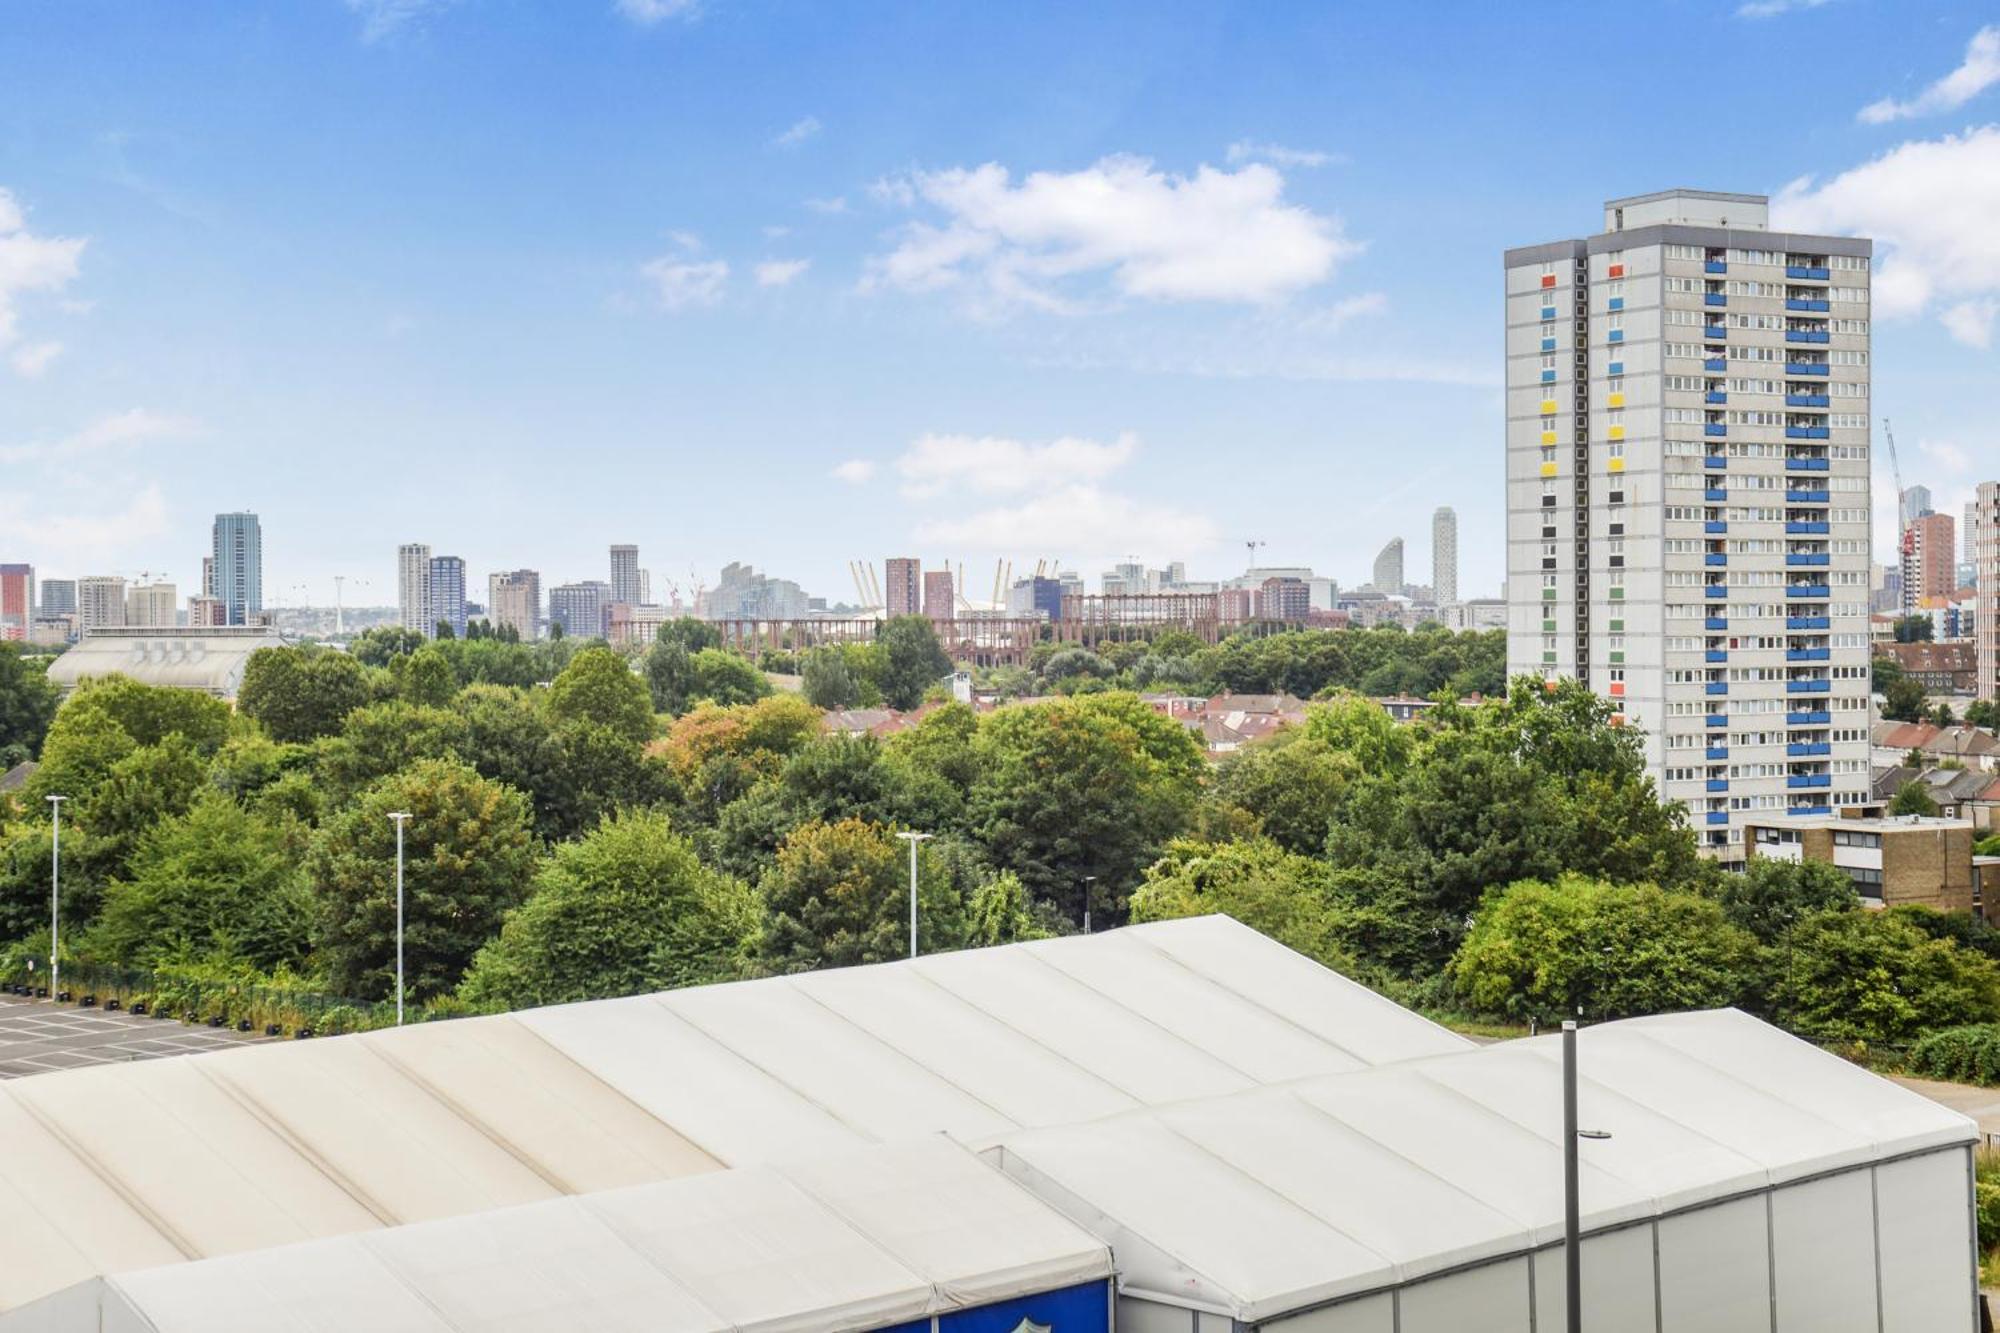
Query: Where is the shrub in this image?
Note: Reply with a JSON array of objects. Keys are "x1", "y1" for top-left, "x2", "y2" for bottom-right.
[{"x1": 1909, "y1": 1024, "x2": 2000, "y2": 1086}]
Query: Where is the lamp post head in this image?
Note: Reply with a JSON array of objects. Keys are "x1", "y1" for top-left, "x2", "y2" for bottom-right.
[
  {"x1": 895, "y1": 831, "x2": 933, "y2": 843},
  {"x1": 387, "y1": 811, "x2": 412, "y2": 823},
  {"x1": 45, "y1": 795, "x2": 65, "y2": 806}
]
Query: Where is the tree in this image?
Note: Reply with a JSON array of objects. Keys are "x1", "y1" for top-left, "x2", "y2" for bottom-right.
[
  {"x1": 90, "y1": 792, "x2": 310, "y2": 970},
  {"x1": 308, "y1": 759, "x2": 536, "y2": 1001},
  {"x1": 646, "y1": 642, "x2": 697, "y2": 716},
  {"x1": 1709, "y1": 858, "x2": 1858, "y2": 944},
  {"x1": 1882, "y1": 673, "x2": 1929, "y2": 724},
  {"x1": 1450, "y1": 875, "x2": 1758, "y2": 1023},
  {"x1": 546, "y1": 646, "x2": 654, "y2": 743},
  {"x1": 877, "y1": 616, "x2": 952, "y2": 710},
  {"x1": 397, "y1": 644, "x2": 458, "y2": 707},
  {"x1": 0, "y1": 643, "x2": 59, "y2": 766},
  {"x1": 760, "y1": 817, "x2": 966, "y2": 970},
  {"x1": 690, "y1": 648, "x2": 771, "y2": 707},
  {"x1": 1770, "y1": 910, "x2": 2000, "y2": 1045},
  {"x1": 459, "y1": 810, "x2": 756, "y2": 1010},
  {"x1": 349, "y1": 626, "x2": 426, "y2": 666},
  {"x1": 1131, "y1": 839, "x2": 1358, "y2": 971},
  {"x1": 657, "y1": 618, "x2": 723, "y2": 653},
  {"x1": 1967, "y1": 700, "x2": 2000, "y2": 731},
  {"x1": 313, "y1": 700, "x2": 469, "y2": 803},
  {"x1": 1889, "y1": 780, "x2": 1941, "y2": 817},
  {"x1": 57, "y1": 675, "x2": 232, "y2": 752},
  {"x1": 238, "y1": 648, "x2": 372, "y2": 742},
  {"x1": 1892, "y1": 615, "x2": 1935, "y2": 643},
  {"x1": 1210, "y1": 729, "x2": 1359, "y2": 855},
  {"x1": 802, "y1": 648, "x2": 861, "y2": 709}
]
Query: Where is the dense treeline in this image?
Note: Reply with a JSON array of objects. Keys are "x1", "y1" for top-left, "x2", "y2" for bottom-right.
[{"x1": 4, "y1": 616, "x2": 1999, "y2": 1056}]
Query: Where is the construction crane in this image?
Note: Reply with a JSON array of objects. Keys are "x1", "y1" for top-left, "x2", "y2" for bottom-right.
[
  {"x1": 1881, "y1": 417, "x2": 1906, "y2": 521},
  {"x1": 1244, "y1": 539, "x2": 1265, "y2": 571}
]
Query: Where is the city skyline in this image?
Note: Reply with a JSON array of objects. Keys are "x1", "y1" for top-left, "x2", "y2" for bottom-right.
[{"x1": 4, "y1": 4, "x2": 1997, "y2": 601}]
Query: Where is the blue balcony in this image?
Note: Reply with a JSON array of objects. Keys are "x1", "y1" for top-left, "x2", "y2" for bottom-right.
[
  {"x1": 1541, "y1": 369, "x2": 1557, "y2": 383},
  {"x1": 1787, "y1": 709, "x2": 1831, "y2": 724},
  {"x1": 1609, "y1": 329, "x2": 1625, "y2": 343},
  {"x1": 1705, "y1": 681, "x2": 1729, "y2": 696},
  {"x1": 1785, "y1": 426, "x2": 1830, "y2": 440},
  {"x1": 1706, "y1": 487, "x2": 1729, "y2": 502},
  {"x1": 1704, "y1": 325, "x2": 1728, "y2": 340},
  {"x1": 1786, "y1": 394, "x2": 1829, "y2": 408},
  {"x1": 1705, "y1": 650, "x2": 1728, "y2": 664},
  {"x1": 1706, "y1": 715, "x2": 1730, "y2": 729},
  {"x1": 1787, "y1": 584, "x2": 1831, "y2": 599},
  {"x1": 1703, "y1": 357, "x2": 1727, "y2": 372},
  {"x1": 1705, "y1": 292, "x2": 1727, "y2": 307},
  {"x1": 1785, "y1": 298, "x2": 1830, "y2": 312},
  {"x1": 1540, "y1": 336, "x2": 1557, "y2": 353},
  {"x1": 1707, "y1": 746, "x2": 1730, "y2": 761},
  {"x1": 1706, "y1": 390, "x2": 1728, "y2": 404},
  {"x1": 1704, "y1": 585, "x2": 1728, "y2": 599},
  {"x1": 1787, "y1": 774, "x2": 1832, "y2": 789},
  {"x1": 1788, "y1": 806, "x2": 1832, "y2": 818},
  {"x1": 1784, "y1": 458, "x2": 1829, "y2": 472},
  {"x1": 1608, "y1": 297, "x2": 1625, "y2": 312},
  {"x1": 1786, "y1": 618, "x2": 1830, "y2": 632},
  {"x1": 1785, "y1": 362, "x2": 1829, "y2": 376},
  {"x1": 1788, "y1": 743, "x2": 1832, "y2": 756},
  {"x1": 1706, "y1": 260, "x2": 1728, "y2": 275},
  {"x1": 1786, "y1": 489, "x2": 1830, "y2": 503},
  {"x1": 1608, "y1": 361, "x2": 1624, "y2": 376},
  {"x1": 1785, "y1": 330, "x2": 1830, "y2": 344},
  {"x1": 1540, "y1": 305, "x2": 1558, "y2": 321},
  {"x1": 1705, "y1": 615, "x2": 1729, "y2": 630},
  {"x1": 1786, "y1": 265, "x2": 1830, "y2": 281},
  {"x1": 1704, "y1": 456, "x2": 1728, "y2": 470},
  {"x1": 1786, "y1": 520, "x2": 1829, "y2": 533},
  {"x1": 1707, "y1": 811, "x2": 1731, "y2": 825},
  {"x1": 1706, "y1": 779, "x2": 1730, "y2": 792},
  {"x1": 1786, "y1": 679, "x2": 1831, "y2": 694},
  {"x1": 1705, "y1": 521, "x2": 1728, "y2": 535},
  {"x1": 1786, "y1": 648, "x2": 1830, "y2": 662},
  {"x1": 1705, "y1": 422, "x2": 1727, "y2": 437},
  {"x1": 1705, "y1": 553, "x2": 1728, "y2": 567},
  {"x1": 1786, "y1": 553, "x2": 1830, "y2": 567}
]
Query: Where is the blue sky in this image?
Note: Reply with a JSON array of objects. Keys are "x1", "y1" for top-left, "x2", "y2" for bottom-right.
[{"x1": 3, "y1": 0, "x2": 1998, "y2": 610}]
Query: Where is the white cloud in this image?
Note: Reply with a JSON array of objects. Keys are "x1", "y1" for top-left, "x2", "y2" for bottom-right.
[
  {"x1": 771, "y1": 116, "x2": 822, "y2": 149},
  {"x1": 762, "y1": 224, "x2": 792, "y2": 239},
  {"x1": 1225, "y1": 140, "x2": 1338, "y2": 169},
  {"x1": 641, "y1": 257, "x2": 728, "y2": 308},
  {"x1": 1859, "y1": 26, "x2": 2000, "y2": 123},
  {"x1": 9, "y1": 341, "x2": 60, "y2": 377},
  {"x1": 1736, "y1": 0, "x2": 1832, "y2": 17},
  {"x1": 1917, "y1": 437, "x2": 1973, "y2": 473},
  {"x1": 0, "y1": 485, "x2": 171, "y2": 570},
  {"x1": 863, "y1": 155, "x2": 1357, "y2": 311},
  {"x1": 754, "y1": 258, "x2": 810, "y2": 287},
  {"x1": 913, "y1": 484, "x2": 1218, "y2": 557},
  {"x1": 805, "y1": 195, "x2": 849, "y2": 215},
  {"x1": 831, "y1": 459, "x2": 876, "y2": 483},
  {"x1": 0, "y1": 408, "x2": 195, "y2": 465},
  {"x1": 345, "y1": 0, "x2": 453, "y2": 41},
  {"x1": 0, "y1": 187, "x2": 86, "y2": 376},
  {"x1": 1772, "y1": 126, "x2": 2000, "y2": 342},
  {"x1": 616, "y1": 0, "x2": 698, "y2": 24},
  {"x1": 894, "y1": 432, "x2": 1139, "y2": 498}
]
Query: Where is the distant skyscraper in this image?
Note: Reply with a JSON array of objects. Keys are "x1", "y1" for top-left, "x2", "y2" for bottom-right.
[
  {"x1": 39, "y1": 578, "x2": 75, "y2": 618},
  {"x1": 885, "y1": 558, "x2": 921, "y2": 616},
  {"x1": 487, "y1": 569, "x2": 541, "y2": 640},
  {"x1": 124, "y1": 582, "x2": 178, "y2": 628},
  {"x1": 0, "y1": 565, "x2": 31, "y2": 641},
  {"x1": 211, "y1": 511, "x2": 262, "y2": 625},
  {"x1": 609, "y1": 545, "x2": 642, "y2": 605},
  {"x1": 77, "y1": 576, "x2": 127, "y2": 632},
  {"x1": 1431, "y1": 507, "x2": 1459, "y2": 605},
  {"x1": 549, "y1": 581, "x2": 611, "y2": 639},
  {"x1": 1372, "y1": 538, "x2": 1405, "y2": 595},
  {"x1": 1966, "y1": 500, "x2": 1980, "y2": 572},
  {"x1": 1976, "y1": 482, "x2": 1997, "y2": 701},
  {"x1": 1901, "y1": 512, "x2": 1955, "y2": 615},
  {"x1": 1260, "y1": 576, "x2": 1311, "y2": 621},
  {"x1": 1900, "y1": 484, "x2": 1933, "y2": 531},
  {"x1": 201, "y1": 555, "x2": 214, "y2": 598},
  {"x1": 923, "y1": 569, "x2": 955, "y2": 619},
  {"x1": 397, "y1": 543, "x2": 433, "y2": 635},
  {"x1": 428, "y1": 556, "x2": 467, "y2": 639}
]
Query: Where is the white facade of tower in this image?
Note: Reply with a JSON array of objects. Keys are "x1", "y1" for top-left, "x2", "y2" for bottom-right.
[
  {"x1": 1372, "y1": 538, "x2": 1404, "y2": 596},
  {"x1": 397, "y1": 542, "x2": 432, "y2": 635},
  {"x1": 1506, "y1": 190, "x2": 1872, "y2": 858},
  {"x1": 1978, "y1": 481, "x2": 1998, "y2": 703},
  {"x1": 1432, "y1": 506, "x2": 1459, "y2": 606}
]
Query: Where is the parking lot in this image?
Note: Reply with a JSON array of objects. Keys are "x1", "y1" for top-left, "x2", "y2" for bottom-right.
[{"x1": 0, "y1": 994, "x2": 272, "y2": 1079}]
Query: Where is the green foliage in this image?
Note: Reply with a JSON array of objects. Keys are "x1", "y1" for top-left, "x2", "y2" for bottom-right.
[
  {"x1": 657, "y1": 618, "x2": 723, "y2": 653},
  {"x1": 546, "y1": 646, "x2": 654, "y2": 743},
  {"x1": 759, "y1": 818, "x2": 967, "y2": 970},
  {"x1": 1209, "y1": 729, "x2": 1359, "y2": 855},
  {"x1": 1967, "y1": 700, "x2": 2000, "y2": 730},
  {"x1": 1132, "y1": 839, "x2": 1358, "y2": 970},
  {"x1": 877, "y1": 616, "x2": 953, "y2": 710},
  {"x1": 91, "y1": 792, "x2": 309, "y2": 970},
  {"x1": 1892, "y1": 614, "x2": 1935, "y2": 643},
  {"x1": 1450, "y1": 874, "x2": 1758, "y2": 1023},
  {"x1": 397, "y1": 644, "x2": 458, "y2": 707},
  {"x1": 1978, "y1": 834, "x2": 2000, "y2": 858},
  {"x1": 1881, "y1": 671, "x2": 1930, "y2": 724},
  {"x1": 646, "y1": 642, "x2": 697, "y2": 716},
  {"x1": 0, "y1": 642, "x2": 59, "y2": 765},
  {"x1": 313, "y1": 700, "x2": 469, "y2": 802},
  {"x1": 1909, "y1": 1025, "x2": 2000, "y2": 1086},
  {"x1": 349, "y1": 626, "x2": 426, "y2": 666},
  {"x1": 801, "y1": 647, "x2": 861, "y2": 709},
  {"x1": 0, "y1": 818, "x2": 100, "y2": 942},
  {"x1": 59, "y1": 675, "x2": 232, "y2": 752},
  {"x1": 1889, "y1": 780, "x2": 1941, "y2": 817},
  {"x1": 238, "y1": 648, "x2": 371, "y2": 742},
  {"x1": 308, "y1": 759, "x2": 536, "y2": 1001},
  {"x1": 688, "y1": 648, "x2": 771, "y2": 707},
  {"x1": 460, "y1": 810, "x2": 756, "y2": 1010},
  {"x1": 1710, "y1": 858, "x2": 1859, "y2": 943},
  {"x1": 1770, "y1": 910, "x2": 2000, "y2": 1046}
]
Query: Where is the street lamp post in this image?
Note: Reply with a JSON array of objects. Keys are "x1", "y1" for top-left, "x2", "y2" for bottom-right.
[
  {"x1": 1562, "y1": 1018, "x2": 1612, "y2": 1333},
  {"x1": 46, "y1": 796, "x2": 65, "y2": 1001},
  {"x1": 895, "y1": 831, "x2": 932, "y2": 960},
  {"x1": 1081, "y1": 876, "x2": 1097, "y2": 934},
  {"x1": 388, "y1": 812, "x2": 412, "y2": 1024}
]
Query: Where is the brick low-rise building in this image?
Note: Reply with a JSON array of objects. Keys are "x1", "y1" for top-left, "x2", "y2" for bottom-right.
[
  {"x1": 1878, "y1": 639, "x2": 1978, "y2": 693},
  {"x1": 1745, "y1": 813, "x2": 1991, "y2": 918}
]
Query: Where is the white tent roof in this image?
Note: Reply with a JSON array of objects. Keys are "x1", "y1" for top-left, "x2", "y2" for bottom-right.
[
  {"x1": 5, "y1": 1138, "x2": 1112, "y2": 1333},
  {"x1": 44, "y1": 627, "x2": 291, "y2": 697},
  {"x1": 0, "y1": 916, "x2": 1466, "y2": 1312},
  {"x1": 988, "y1": 1008, "x2": 1978, "y2": 1323}
]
